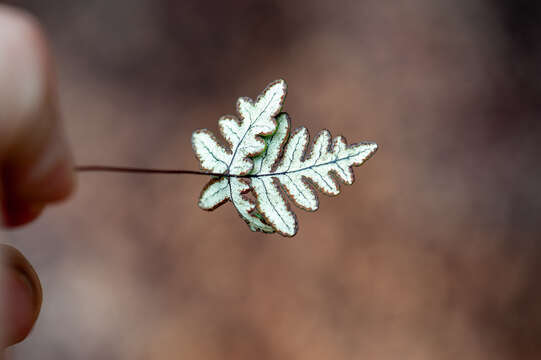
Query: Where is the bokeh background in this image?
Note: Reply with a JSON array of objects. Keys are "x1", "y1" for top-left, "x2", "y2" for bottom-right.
[{"x1": 2, "y1": 0, "x2": 541, "y2": 358}]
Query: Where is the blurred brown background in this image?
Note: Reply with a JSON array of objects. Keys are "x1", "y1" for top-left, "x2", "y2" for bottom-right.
[{"x1": 1, "y1": 0, "x2": 541, "y2": 359}]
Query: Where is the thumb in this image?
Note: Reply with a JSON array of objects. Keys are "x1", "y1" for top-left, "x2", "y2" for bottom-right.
[{"x1": 0, "y1": 244, "x2": 42, "y2": 348}]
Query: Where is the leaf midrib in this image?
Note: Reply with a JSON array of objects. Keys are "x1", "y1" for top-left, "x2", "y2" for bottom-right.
[{"x1": 251, "y1": 151, "x2": 363, "y2": 178}]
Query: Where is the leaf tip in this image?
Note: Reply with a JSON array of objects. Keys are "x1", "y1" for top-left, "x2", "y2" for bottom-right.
[{"x1": 366, "y1": 141, "x2": 379, "y2": 157}]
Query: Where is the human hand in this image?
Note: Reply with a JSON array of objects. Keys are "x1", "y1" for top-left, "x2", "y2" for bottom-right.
[{"x1": 0, "y1": 5, "x2": 75, "y2": 351}]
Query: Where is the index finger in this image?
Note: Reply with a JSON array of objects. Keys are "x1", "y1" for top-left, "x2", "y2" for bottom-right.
[{"x1": 0, "y1": 5, "x2": 74, "y2": 227}]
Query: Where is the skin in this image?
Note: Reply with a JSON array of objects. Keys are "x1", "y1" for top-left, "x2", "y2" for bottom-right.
[{"x1": 0, "y1": 5, "x2": 75, "y2": 353}]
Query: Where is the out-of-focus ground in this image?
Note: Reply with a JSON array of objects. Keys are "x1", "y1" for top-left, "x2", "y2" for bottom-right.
[{"x1": 2, "y1": 0, "x2": 541, "y2": 359}]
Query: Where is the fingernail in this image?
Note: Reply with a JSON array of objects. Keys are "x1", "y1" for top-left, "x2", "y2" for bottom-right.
[{"x1": 1, "y1": 267, "x2": 38, "y2": 347}]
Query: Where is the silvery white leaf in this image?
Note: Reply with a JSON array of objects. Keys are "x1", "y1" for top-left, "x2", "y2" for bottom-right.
[{"x1": 192, "y1": 79, "x2": 377, "y2": 236}]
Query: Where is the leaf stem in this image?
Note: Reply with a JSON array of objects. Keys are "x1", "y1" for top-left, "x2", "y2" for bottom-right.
[{"x1": 75, "y1": 165, "x2": 251, "y2": 178}]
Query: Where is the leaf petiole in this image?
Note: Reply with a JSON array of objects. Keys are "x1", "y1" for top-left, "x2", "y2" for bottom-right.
[{"x1": 75, "y1": 165, "x2": 253, "y2": 178}]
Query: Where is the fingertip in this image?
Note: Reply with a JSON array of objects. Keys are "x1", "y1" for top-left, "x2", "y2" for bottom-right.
[
  {"x1": 1, "y1": 268, "x2": 37, "y2": 346},
  {"x1": 0, "y1": 4, "x2": 76, "y2": 209},
  {"x1": 10, "y1": 130, "x2": 76, "y2": 204},
  {"x1": 0, "y1": 245, "x2": 42, "y2": 347},
  {"x1": 1, "y1": 131, "x2": 76, "y2": 216},
  {"x1": 1, "y1": 202, "x2": 44, "y2": 229}
]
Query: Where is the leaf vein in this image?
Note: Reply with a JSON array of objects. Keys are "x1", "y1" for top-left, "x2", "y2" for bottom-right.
[
  {"x1": 203, "y1": 144, "x2": 228, "y2": 168},
  {"x1": 284, "y1": 174, "x2": 310, "y2": 202},
  {"x1": 258, "y1": 178, "x2": 289, "y2": 230},
  {"x1": 309, "y1": 168, "x2": 333, "y2": 190}
]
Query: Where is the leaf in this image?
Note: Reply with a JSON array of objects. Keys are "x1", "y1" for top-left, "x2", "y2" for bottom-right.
[
  {"x1": 250, "y1": 113, "x2": 377, "y2": 236},
  {"x1": 192, "y1": 79, "x2": 378, "y2": 236},
  {"x1": 192, "y1": 79, "x2": 287, "y2": 232}
]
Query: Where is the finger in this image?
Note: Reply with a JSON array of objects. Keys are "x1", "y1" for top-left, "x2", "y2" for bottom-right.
[
  {"x1": 0, "y1": 5, "x2": 75, "y2": 227},
  {"x1": 0, "y1": 244, "x2": 42, "y2": 348},
  {"x1": 1, "y1": 203, "x2": 44, "y2": 228}
]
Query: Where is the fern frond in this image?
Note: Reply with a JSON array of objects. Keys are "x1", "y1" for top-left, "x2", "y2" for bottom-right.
[{"x1": 192, "y1": 79, "x2": 377, "y2": 236}]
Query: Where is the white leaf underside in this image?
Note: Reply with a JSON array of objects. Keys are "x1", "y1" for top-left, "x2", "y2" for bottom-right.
[{"x1": 192, "y1": 79, "x2": 378, "y2": 236}]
